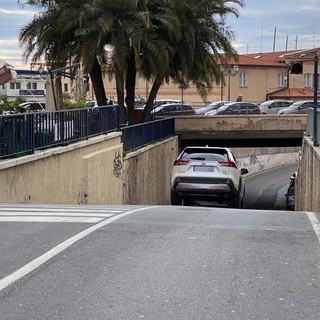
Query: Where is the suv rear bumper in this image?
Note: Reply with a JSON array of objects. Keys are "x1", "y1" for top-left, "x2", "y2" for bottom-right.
[{"x1": 172, "y1": 177, "x2": 239, "y2": 199}]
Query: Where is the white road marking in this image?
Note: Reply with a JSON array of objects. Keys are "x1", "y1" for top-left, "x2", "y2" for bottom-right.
[
  {"x1": 0, "y1": 217, "x2": 103, "y2": 223},
  {"x1": 306, "y1": 212, "x2": 320, "y2": 244},
  {"x1": 0, "y1": 207, "x2": 123, "y2": 214},
  {"x1": 0, "y1": 206, "x2": 118, "y2": 223},
  {"x1": 0, "y1": 206, "x2": 158, "y2": 292},
  {"x1": 0, "y1": 211, "x2": 115, "y2": 217}
]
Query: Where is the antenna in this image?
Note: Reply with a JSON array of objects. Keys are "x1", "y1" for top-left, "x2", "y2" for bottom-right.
[
  {"x1": 273, "y1": 27, "x2": 277, "y2": 52},
  {"x1": 260, "y1": 24, "x2": 263, "y2": 53},
  {"x1": 286, "y1": 35, "x2": 288, "y2": 51}
]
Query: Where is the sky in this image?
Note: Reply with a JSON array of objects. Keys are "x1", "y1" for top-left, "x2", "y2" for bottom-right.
[{"x1": 1, "y1": 0, "x2": 320, "y2": 69}]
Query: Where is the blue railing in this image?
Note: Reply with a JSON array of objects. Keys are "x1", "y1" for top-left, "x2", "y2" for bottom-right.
[
  {"x1": 306, "y1": 108, "x2": 320, "y2": 145},
  {"x1": 0, "y1": 105, "x2": 119, "y2": 159},
  {"x1": 0, "y1": 106, "x2": 176, "y2": 159},
  {"x1": 121, "y1": 118, "x2": 175, "y2": 152}
]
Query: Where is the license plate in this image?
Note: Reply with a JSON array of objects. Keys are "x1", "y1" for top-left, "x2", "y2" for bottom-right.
[{"x1": 193, "y1": 166, "x2": 214, "y2": 172}]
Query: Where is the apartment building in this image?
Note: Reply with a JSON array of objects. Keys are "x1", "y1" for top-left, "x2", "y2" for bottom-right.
[{"x1": 2, "y1": 49, "x2": 319, "y2": 106}]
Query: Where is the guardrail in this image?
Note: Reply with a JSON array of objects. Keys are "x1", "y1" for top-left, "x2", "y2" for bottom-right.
[
  {"x1": 305, "y1": 108, "x2": 320, "y2": 145},
  {"x1": 0, "y1": 106, "x2": 176, "y2": 159},
  {"x1": 0, "y1": 105, "x2": 119, "y2": 159},
  {"x1": 121, "y1": 117, "x2": 175, "y2": 152}
]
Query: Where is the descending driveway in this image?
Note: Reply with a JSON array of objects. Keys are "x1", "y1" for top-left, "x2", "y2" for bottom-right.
[{"x1": 0, "y1": 204, "x2": 319, "y2": 319}]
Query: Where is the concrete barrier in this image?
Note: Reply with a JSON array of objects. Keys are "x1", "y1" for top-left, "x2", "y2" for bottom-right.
[
  {"x1": 122, "y1": 136, "x2": 179, "y2": 205},
  {"x1": 231, "y1": 147, "x2": 300, "y2": 176},
  {"x1": 295, "y1": 136, "x2": 320, "y2": 212},
  {"x1": 0, "y1": 132, "x2": 123, "y2": 204}
]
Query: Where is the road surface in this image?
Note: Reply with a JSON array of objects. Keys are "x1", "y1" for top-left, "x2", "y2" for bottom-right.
[{"x1": 0, "y1": 203, "x2": 319, "y2": 319}]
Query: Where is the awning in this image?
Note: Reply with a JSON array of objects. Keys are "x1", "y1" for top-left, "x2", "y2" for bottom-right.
[{"x1": 0, "y1": 60, "x2": 17, "y2": 85}]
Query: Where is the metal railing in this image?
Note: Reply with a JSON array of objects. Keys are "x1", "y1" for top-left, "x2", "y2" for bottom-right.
[
  {"x1": 121, "y1": 118, "x2": 175, "y2": 152},
  {"x1": 305, "y1": 108, "x2": 320, "y2": 145},
  {"x1": 0, "y1": 105, "x2": 119, "y2": 159},
  {"x1": 0, "y1": 106, "x2": 176, "y2": 159}
]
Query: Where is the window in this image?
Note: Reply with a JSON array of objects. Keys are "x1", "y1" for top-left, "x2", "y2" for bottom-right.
[
  {"x1": 304, "y1": 73, "x2": 312, "y2": 88},
  {"x1": 9, "y1": 82, "x2": 21, "y2": 90},
  {"x1": 64, "y1": 83, "x2": 68, "y2": 92},
  {"x1": 32, "y1": 83, "x2": 37, "y2": 90},
  {"x1": 278, "y1": 73, "x2": 286, "y2": 87},
  {"x1": 239, "y1": 72, "x2": 247, "y2": 87}
]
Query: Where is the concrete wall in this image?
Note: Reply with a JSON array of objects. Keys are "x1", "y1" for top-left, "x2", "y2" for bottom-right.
[
  {"x1": 0, "y1": 133, "x2": 123, "y2": 205},
  {"x1": 231, "y1": 147, "x2": 300, "y2": 176},
  {"x1": 295, "y1": 136, "x2": 320, "y2": 212},
  {"x1": 0, "y1": 133, "x2": 303, "y2": 207},
  {"x1": 122, "y1": 136, "x2": 179, "y2": 205}
]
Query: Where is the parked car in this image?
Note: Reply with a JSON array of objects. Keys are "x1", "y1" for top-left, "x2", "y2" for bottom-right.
[
  {"x1": 215, "y1": 102, "x2": 262, "y2": 115},
  {"x1": 170, "y1": 146, "x2": 248, "y2": 207},
  {"x1": 278, "y1": 100, "x2": 319, "y2": 115},
  {"x1": 86, "y1": 100, "x2": 98, "y2": 108},
  {"x1": 143, "y1": 99, "x2": 182, "y2": 110},
  {"x1": 15, "y1": 102, "x2": 45, "y2": 113},
  {"x1": 151, "y1": 103, "x2": 195, "y2": 117},
  {"x1": 285, "y1": 186, "x2": 295, "y2": 210},
  {"x1": 195, "y1": 101, "x2": 230, "y2": 115},
  {"x1": 259, "y1": 100, "x2": 293, "y2": 114}
]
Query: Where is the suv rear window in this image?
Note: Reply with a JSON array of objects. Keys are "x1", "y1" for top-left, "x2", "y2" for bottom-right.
[{"x1": 181, "y1": 148, "x2": 229, "y2": 161}]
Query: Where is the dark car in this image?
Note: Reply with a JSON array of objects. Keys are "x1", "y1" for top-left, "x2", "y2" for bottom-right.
[
  {"x1": 151, "y1": 103, "x2": 195, "y2": 117},
  {"x1": 215, "y1": 102, "x2": 262, "y2": 115},
  {"x1": 285, "y1": 186, "x2": 295, "y2": 210}
]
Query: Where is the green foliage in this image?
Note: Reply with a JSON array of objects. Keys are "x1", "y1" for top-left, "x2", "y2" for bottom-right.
[
  {"x1": 0, "y1": 95, "x2": 24, "y2": 114},
  {"x1": 61, "y1": 99, "x2": 87, "y2": 109}
]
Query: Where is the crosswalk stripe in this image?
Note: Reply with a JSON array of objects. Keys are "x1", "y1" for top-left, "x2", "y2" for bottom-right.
[
  {"x1": 0, "y1": 206, "x2": 123, "y2": 223},
  {"x1": 0, "y1": 207, "x2": 123, "y2": 214},
  {"x1": 0, "y1": 212, "x2": 115, "y2": 218},
  {"x1": 0, "y1": 216, "x2": 104, "y2": 223}
]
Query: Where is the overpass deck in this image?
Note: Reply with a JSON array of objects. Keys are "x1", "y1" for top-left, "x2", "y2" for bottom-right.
[{"x1": 175, "y1": 114, "x2": 307, "y2": 147}]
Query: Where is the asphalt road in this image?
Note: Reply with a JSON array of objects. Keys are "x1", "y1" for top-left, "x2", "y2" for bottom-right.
[
  {"x1": 0, "y1": 201, "x2": 319, "y2": 320},
  {"x1": 244, "y1": 163, "x2": 298, "y2": 210}
]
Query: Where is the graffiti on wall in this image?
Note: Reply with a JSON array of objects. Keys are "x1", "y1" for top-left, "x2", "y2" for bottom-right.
[{"x1": 113, "y1": 151, "x2": 122, "y2": 177}]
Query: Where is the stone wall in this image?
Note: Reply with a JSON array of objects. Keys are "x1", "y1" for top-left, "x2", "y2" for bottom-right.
[
  {"x1": 295, "y1": 136, "x2": 320, "y2": 212},
  {"x1": 122, "y1": 136, "x2": 179, "y2": 205},
  {"x1": 0, "y1": 133, "x2": 123, "y2": 205}
]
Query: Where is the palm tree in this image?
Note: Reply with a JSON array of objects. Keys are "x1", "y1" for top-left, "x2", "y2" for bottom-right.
[
  {"x1": 19, "y1": 0, "x2": 109, "y2": 108},
  {"x1": 141, "y1": 0, "x2": 244, "y2": 122},
  {"x1": 18, "y1": 0, "x2": 244, "y2": 124}
]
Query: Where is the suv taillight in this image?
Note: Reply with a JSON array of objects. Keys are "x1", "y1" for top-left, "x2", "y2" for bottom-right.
[
  {"x1": 174, "y1": 159, "x2": 190, "y2": 166},
  {"x1": 218, "y1": 160, "x2": 237, "y2": 168}
]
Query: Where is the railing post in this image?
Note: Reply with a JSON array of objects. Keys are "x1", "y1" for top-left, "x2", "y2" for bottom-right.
[
  {"x1": 28, "y1": 113, "x2": 35, "y2": 154},
  {"x1": 313, "y1": 54, "x2": 319, "y2": 146}
]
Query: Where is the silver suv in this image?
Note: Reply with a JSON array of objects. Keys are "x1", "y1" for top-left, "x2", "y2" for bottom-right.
[{"x1": 171, "y1": 146, "x2": 248, "y2": 208}]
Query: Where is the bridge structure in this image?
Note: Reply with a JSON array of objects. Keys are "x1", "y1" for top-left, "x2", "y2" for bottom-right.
[{"x1": 174, "y1": 114, "x2": 307, "y2": 148}]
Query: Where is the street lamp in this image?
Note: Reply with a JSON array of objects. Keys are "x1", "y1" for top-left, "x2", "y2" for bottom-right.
[{"x1": 221, "y1": 65, "x2": 239, "y2": 101}]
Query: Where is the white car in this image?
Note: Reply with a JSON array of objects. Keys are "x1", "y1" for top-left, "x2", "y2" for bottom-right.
[{"x1": 171, "y1": 146, "x2": 248, "y2": 207}]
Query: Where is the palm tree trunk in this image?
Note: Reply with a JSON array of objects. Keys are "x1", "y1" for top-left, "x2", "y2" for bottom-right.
[
  {"x1": 89, "y1": 57, "x2": 107, "y2": 106},
  {"x1": 141, "y1": 79, "x2": 162, "y2": 122},
  {"x1": 115, "y1": 71, "x2": 126, "y2": 124},
  {"x1": 125, "y1": 53, "x2": 137, "y2": 125}
]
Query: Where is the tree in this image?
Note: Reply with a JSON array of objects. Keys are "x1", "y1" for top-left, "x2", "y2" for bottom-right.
[
  {"x1": 141, "y1": 0, "x2": 244, "y2": 122},
  {"x1": 18, "y1": 0, "x2": 244, "y2": 123}
]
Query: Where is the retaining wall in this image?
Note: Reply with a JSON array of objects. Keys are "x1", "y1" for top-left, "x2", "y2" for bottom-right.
[{"x1": 295, "y1": 136, "x2": 320, "y2": 212}]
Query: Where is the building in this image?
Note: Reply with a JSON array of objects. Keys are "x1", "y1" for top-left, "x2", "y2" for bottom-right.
[
  {"x1": 2, "y1": 49, "x2": 320, "y2": 106},
  {"x1": 102, "y1": 49, "x2": 320, "y2": 105},
  {"x1": 0, "y1": 69, "x2": 47, "y2": 103}
]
